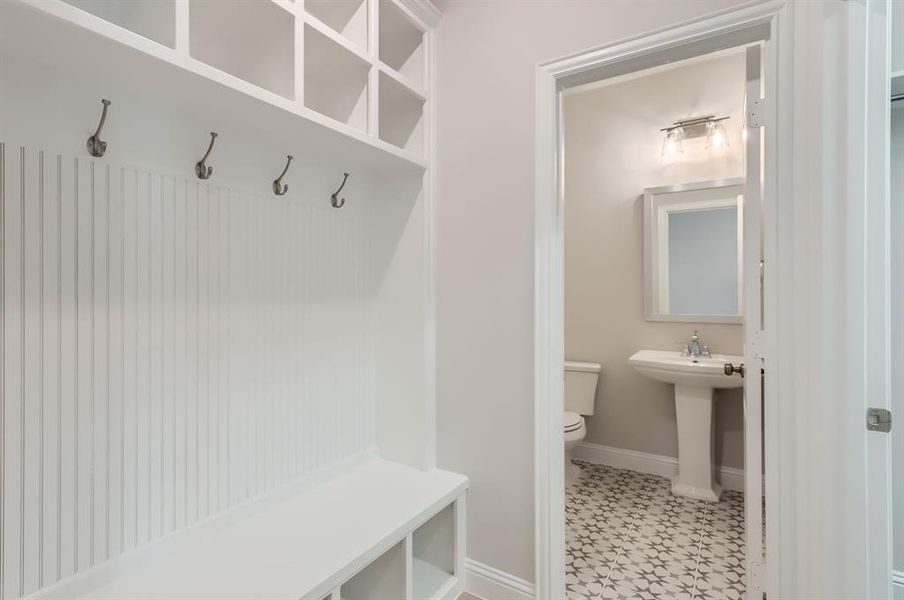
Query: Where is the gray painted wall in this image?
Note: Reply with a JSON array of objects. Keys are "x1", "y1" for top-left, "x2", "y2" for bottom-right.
[{"x1": 563, "y1": 52, "x2": 746, "y2": 468}]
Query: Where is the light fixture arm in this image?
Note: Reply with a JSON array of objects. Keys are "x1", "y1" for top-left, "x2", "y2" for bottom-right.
[{"x1": 660, "y1": 115, "x2": 729, "y2": 133}]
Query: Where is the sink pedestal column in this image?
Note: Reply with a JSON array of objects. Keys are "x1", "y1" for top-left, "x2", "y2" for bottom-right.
[{"x1": 672, "y1": 384, "x2": 721, "y2": 502}]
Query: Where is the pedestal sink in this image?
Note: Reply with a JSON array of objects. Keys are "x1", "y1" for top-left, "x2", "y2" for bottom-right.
[{"x1": 629, "y1": 349, "x2": 743, "y2": 502}]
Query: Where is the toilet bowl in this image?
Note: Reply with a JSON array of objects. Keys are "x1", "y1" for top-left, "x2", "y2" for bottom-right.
[
  {"x1": 564, "y1": 411, "x2": 587, "y2": 487},
  {"x1": 564, "y1": 360, "x2": 600, "y2": 488}
]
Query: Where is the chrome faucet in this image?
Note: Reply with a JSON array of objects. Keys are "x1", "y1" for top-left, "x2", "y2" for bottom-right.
[{"x1": 682, "y1": 330, "x2": 711, "y2": 358}]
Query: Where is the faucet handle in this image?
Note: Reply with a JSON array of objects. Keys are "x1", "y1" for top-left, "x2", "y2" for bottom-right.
[
  {"x1": 680, "y1": 343, "x2": 691, "y2": 357},
  {"x1": 691, "y1": 330, "x2": 699, "y2": 341},
  {"x1": 702, "y1": 345, "x2": 712, "y2": 358}
]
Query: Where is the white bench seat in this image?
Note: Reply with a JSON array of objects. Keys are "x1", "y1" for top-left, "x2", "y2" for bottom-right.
[{"x1": 30, "y1": 459, "x2": 468, "y2": 600}]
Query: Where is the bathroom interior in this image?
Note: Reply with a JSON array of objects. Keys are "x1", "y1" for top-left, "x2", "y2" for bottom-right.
[{"x1": 561, "y1": 48, "x2": 754, "y2": 600}]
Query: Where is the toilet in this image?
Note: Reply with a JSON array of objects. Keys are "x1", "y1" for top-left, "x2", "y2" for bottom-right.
[{"x1": 564, "y1": 360, "x2": 601, "y2": 487}]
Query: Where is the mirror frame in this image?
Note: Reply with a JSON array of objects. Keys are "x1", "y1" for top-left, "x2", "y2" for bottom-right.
[{"x1": 643, "y1": 178, "x2": 745, "y2": 324}]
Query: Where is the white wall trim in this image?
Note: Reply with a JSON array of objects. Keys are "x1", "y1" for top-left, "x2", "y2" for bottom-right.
[
  {"x1": 534, "y1": 2, "x2": 796, "y2": 599},
  {"x1": 397, "y1": 0, "x2": 442, "y2": 29},
  {"x1": 465, "y1": 559, "x2": 535, "y2": 600},
  {"x1": 421, "y1": 0, "x2": 438, "y2": 471},
  {"x1": 572, "y1": 442, "x2": 746, "y2": 493}
]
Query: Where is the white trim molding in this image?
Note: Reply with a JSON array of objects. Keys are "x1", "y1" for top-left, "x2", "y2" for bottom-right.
[
  {"x1": 465, "y1": 559, "x2": 535, "y2": 600},
  {"x1": 534, "y1": 4, "x2": 786, "y2": 597},
  {"x1": 572, "y1": 442, "x2": 746, "y2": 493},
  {"x1": 397, "y1": 0, "x2": 442, "y2": 29}
]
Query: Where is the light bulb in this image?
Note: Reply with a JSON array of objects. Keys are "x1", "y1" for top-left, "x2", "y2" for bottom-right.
[
  {"x1": 707, "y1": 121, "x2": 729, "y2": 149},
  {"x1": 661, "y1": 129, "x2": 683, "y2": 156}
]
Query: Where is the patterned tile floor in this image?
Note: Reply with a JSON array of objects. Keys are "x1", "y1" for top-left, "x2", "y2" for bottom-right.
[{"x1": 566, "y1": 461, "x2": 745, "y2": 600}]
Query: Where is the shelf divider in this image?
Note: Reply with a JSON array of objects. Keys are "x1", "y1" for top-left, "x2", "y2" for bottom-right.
[
  {"x1": 304, "y1": 0, "x2": 367, "y2": 51},
  {"x1": 379, "y1": 0, "x2": 424, "y2": 89},
  {"x1": 303, "y1": 11, "x2": 371, "y2": 66}
]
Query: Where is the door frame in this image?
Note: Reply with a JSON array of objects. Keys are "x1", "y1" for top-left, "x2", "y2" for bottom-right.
[{"x1": 533, "y1": 1, "x2": 892, "y2": 598}]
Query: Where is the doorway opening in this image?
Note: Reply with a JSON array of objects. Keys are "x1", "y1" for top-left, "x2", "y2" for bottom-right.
[
  {"x1": 561, "y1": 45, "x2": 756, "y2": 599},
  {"x1": 532, "y1": 7, "x2": 782, "y2": 599}
]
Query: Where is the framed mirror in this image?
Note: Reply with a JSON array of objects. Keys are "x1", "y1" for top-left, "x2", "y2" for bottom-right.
[{"x1": 643, "y1": 178, "x2": 744, "y2": 324}]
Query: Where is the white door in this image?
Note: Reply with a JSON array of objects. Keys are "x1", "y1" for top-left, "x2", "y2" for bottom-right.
[
  {"x1": 739, "y1": 44, "x2": 765, "y2": 598},
  {"x1": 889, "y1": 3, "x2": 903, "y2": 596}
]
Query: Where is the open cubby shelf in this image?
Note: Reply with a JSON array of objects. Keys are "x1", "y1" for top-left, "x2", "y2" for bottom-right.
[
  {"x1": 341, "y1": 540, "x2": 408, "y2": 600},
  {"x1": 379, "y1": 70, "x2": 424, "y2": 154},
  {"x1": 60, "y1": 0, "x2": 175, "y2": 47},
  {"x1": 305, "y1": 23, "x2": 371, "y2": 132},
  {"x1": 306, "y1": 0, "x2": 368, "y2": 51},
  {"x1": 379, "y1": 0, "x2": 424, "y2": 88},
  {"x1": 190, "y1": 0, "x2": 296, "y2": 100},
  {"x1": 413, "y1": 504, "x2": 457, "y2": 599}
]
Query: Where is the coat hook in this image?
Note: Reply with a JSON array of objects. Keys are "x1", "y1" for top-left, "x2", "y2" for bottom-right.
[
  {"x1": 273, "y1": 155, "x2": 293, "y2": 196},
  {"x1": 87, "y1": 99, "x2": 112, "y2": 158},
  {"x1": 331, "y1": 172, "x2": 349, "y2": 208},
  {"x1": 195, "y1": 132, "x2": 218, "y2": 180}
]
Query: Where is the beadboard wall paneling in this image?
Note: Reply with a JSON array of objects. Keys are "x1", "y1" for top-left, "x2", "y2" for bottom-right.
[{"x1": 0, "y1": 144, "x2": 376, "y2": 599}]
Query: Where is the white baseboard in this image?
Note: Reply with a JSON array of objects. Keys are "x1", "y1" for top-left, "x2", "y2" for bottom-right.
[
  {"x1": 464, "y1": 559, "x2": 535, "y2": 600},
  {"x1": 572, "y1": 441, "x2": 746, "y2": 493}
]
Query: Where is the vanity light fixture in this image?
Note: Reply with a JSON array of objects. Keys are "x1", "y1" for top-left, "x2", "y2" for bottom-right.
[
  {"x1": 661, "y1": 128, "x2": 684, "y2": 156},
  {"x1": 706, "y1": 119, "x2": 729, "y2": 149},
  {"x1": 660, "y1": 115, "x2": 730, "y2": 156}
]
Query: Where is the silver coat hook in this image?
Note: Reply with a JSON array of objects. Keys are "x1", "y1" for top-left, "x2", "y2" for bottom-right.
[
  {"x1": 195, "y1": 132, "x2": 218, "y2": 180},
  {"x1": 87, "y1": 99, "x2": 112, "y2": 158},
  {"x1": 331, "y1": 172, "x2": 349, "y2": 208},
  {"x1": 273, "y1": 155, "x2": 293, "y2": 196}
]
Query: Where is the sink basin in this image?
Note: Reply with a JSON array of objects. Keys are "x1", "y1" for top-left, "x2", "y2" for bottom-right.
[
  {"x1": 628, "y1": 349, "x2": 743, "y2": 389},
  {"x1": 629, "y1": 349, "x2": 744, "y2": 502}
]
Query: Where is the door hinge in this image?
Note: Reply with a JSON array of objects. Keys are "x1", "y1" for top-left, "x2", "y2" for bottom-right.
[
  {"x1": 747, "y1": 559, "x2": 764, "y2": 598},
  {"x1": 867, "y1": 408, "x2": 892, "y2": 433},
  {"x1": 747, "y1": 329, "x2": 768, "y2": 360},
  {"x1": 748, "y1": 98, "x2": 767, "y2": 129}
]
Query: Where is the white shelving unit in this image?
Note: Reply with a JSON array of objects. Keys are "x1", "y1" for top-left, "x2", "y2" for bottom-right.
[
  {"x1": 0, "y1": 0, "x2": 452, "y2": 599},
  {"x1": 1, "y1": 0, "x2": 434, "y2": 170}
]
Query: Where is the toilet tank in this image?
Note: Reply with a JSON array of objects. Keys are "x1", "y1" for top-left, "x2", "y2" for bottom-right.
[{"x1": 564, "y1": 361, "x2": 601, "y2": 416}]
